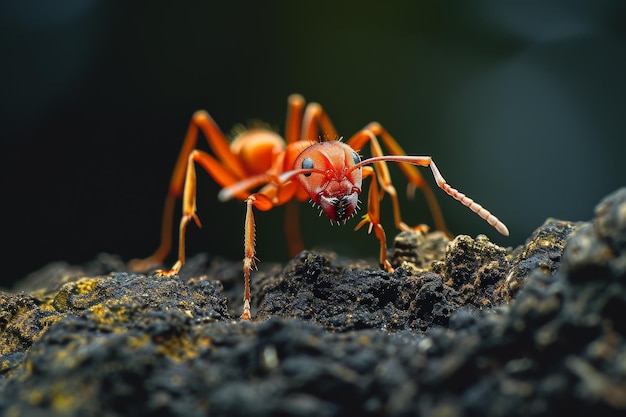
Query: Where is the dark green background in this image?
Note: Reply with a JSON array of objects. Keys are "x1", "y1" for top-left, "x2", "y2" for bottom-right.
[{"x1": 2, "y1": 1, "x2": 625, "y2": 287}]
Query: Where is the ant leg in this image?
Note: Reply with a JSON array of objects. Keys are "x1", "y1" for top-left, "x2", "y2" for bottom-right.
[
  {"x1": 285, "y1": 94, "x2": 305, "y2": 144},
  {"x1": 154, "y1": 150, "x2": 201, "y2": 276},
  {"x1": 218, "y1": 172, "x2": 300, "y2": 318},
  {"x1": 354, "y1": 167, "x2": 393, "y2": 272},
  {"x1": 301, "y1": 101, "x2": 339, "y2": 142},
  {"x1": 241, "y1": 193, "x2": 274, "y2": 319}
]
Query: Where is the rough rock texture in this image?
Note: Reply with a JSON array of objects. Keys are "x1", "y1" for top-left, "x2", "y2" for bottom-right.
[{"x1": 1, "y1": 188, "x2": 626, "y2": 416}]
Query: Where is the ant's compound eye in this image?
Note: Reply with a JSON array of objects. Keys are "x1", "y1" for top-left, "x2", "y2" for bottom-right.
[
  {"x1": 352, "y1": 151, "x2": 361, "y2": 166},
  {"x1": 302, "y1": 157, "x2": 314, "y2": 176}
]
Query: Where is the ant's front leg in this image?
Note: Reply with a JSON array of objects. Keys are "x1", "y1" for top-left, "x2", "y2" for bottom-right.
[
  {"x1": 354, "y1": 167, "x2": 394, "y2": 272},
  {"x1": 219, "y1": 171, "x2": 303, "y2": 319},
  {"x1": 240, "y1": 193, "x2": 275, "y2": 319}
]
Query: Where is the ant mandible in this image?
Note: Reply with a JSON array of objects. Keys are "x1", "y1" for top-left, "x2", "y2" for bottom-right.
[{"x1": 133, "y1": 94, "x2": 508, "y2": 319}]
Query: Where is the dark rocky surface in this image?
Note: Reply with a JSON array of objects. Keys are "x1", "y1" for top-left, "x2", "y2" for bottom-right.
[{"x1": 1, "y1": 188, "x2": 626, "y2": 416}]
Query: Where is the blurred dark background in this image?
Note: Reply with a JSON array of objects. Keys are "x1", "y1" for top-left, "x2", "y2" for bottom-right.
[{"x1": 1, "y1": 1, "x2": 625, "y2": 288}]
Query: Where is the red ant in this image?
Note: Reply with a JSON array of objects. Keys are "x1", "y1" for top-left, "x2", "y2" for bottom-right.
[{"x1": 132, "y1": 94, "x2": 508, "y2": 319}]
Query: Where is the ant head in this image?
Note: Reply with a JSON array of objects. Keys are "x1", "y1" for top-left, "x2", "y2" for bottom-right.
[{"x1": 293, "y1": 141, "x2": 363, "y2": 223}]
